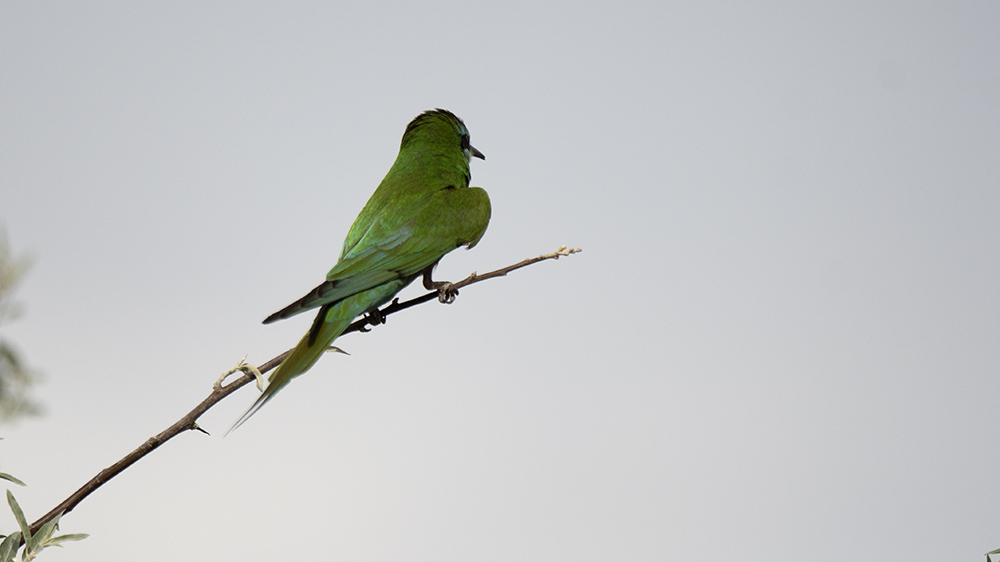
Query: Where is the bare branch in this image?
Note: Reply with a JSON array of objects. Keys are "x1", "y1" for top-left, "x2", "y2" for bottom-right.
[{"x1": 26, "y1": 246, "x2": 581, "y2": 536}]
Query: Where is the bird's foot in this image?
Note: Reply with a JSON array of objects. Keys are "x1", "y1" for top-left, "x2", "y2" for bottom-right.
[
  {"x1": 359, "y1": 308, "x2": 386, "y2": 333},
  {"x1": 422, "y1": 267, "x2": 458, "y2": 304},
  {"x1": 213, "y1": 354, "x2": 265, "y2": 392},
  {"x1": 433, "y1": 281, "x2": 458, "y2": 304}
]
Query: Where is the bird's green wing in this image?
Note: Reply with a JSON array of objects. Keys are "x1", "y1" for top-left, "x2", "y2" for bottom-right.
[
  {"x1": 262, "y1": 185, "x2": 490, "y2": 324},
  {"x1": 334, "y1": 183, "x2": 492, "y2": 282}
]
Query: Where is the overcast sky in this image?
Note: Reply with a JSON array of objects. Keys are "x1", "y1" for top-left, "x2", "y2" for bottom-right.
[{"x1": 1, "y1": 1, "x2": 999, "y2": 560}]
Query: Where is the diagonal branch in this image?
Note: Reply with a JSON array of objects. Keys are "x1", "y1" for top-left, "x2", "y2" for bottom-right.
[{"x1": 26, "y1": 245, "x2": 581, "y2": 536}]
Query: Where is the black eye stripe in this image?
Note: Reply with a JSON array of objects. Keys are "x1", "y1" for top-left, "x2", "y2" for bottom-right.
[{"x1": 460, "y1": 135, "x2": 470, "y2": 150}]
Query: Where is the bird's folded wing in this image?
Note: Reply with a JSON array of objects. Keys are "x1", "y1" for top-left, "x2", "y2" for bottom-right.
[
  {"x1": 262, "y1": 223, "x2": 452, "y2": 324},
  {"x1": 261, "y1": 268, "x2": 402, "y2": 323}
]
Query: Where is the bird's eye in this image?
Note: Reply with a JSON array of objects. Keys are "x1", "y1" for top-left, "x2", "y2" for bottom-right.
[{"x1": 460, "y1": 135, "x2": 470, "y2": 150}]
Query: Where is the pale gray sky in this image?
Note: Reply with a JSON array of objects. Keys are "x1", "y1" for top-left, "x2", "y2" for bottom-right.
[{"x1": 1, "y1": 1, "x2": 999, "y2": 560}]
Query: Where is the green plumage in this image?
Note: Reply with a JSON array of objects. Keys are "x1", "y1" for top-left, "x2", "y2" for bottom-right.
[{"x1": 232, "y1": 109, "x2": 490, "y2": 430}]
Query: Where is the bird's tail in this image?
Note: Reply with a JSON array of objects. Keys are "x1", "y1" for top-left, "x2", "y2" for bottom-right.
[
  {"x1": 228, "y1": 314, "x2": 352, "y2": 433},
  {"x1": 229, "y1": 279, "x2": 408, "y2": 434}
]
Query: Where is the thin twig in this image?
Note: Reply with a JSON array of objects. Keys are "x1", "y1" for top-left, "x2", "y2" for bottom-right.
[{"x1": 26, "y1": 245, "x2": 581, "y2": 536}]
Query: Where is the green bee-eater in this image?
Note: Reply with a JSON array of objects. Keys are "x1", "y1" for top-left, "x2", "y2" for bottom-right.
[{"x1": 233, "y1": 109, "x2": 490, "y2": 430}]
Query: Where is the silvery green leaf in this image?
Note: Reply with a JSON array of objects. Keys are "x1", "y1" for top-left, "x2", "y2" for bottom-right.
[
  {"x1": 0, "y1": 532, "x2": 20, "y2": 562},
  {"x1": 44, "y1": 533, "x2": 88, "y2": 547},
  {"x1": 5, "y1": 491, "x2": 29, "y2": 543},
  {"x1": 0, "y1": 474, "x2": 25, "y2": 487},
  {"x1": 26, "y1": 514, "x2": 59, "y2": 556}
]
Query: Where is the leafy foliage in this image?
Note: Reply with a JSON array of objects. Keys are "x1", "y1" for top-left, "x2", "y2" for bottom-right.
[
  {"x1": 0, "y1": 229, "x2": 41, "y2": 422},
  {"x1": 0, "y1": 492, "x2": 87, "y2": 562},
  {"x1": 0, "y1": 439, "x2": 87, "y2": 561}
]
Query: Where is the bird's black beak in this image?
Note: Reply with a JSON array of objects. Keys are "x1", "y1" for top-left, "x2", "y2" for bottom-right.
[{"x1": 470, "y1": 145, "x2": 486, "y2": 160}]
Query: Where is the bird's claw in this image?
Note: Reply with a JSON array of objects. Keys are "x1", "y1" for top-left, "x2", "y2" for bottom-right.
[
  {"x1": 359, "y1": 309, "x2": 386, "y2": 333},
  {"x1": 213, "y1": 354, "x2": 265, "y2": 392},
  {"x1": 422, "y1": 268, "x2": 458, "y2": 304},
  {"x1": 436, "y1": 282, "x2": 458, "y2": 304},
  {"x1": 367, "y1": 309, "x2": 385, "y2": 326}
]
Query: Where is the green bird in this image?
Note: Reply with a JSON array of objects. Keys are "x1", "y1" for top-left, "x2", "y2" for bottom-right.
[{"x1": 232, "y1": 109, "x2": 490, "y2": 430}]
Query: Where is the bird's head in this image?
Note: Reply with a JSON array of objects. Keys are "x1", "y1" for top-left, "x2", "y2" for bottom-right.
[{"x1": 400, "y1": 108, "x2": 485, "y2": 163}]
